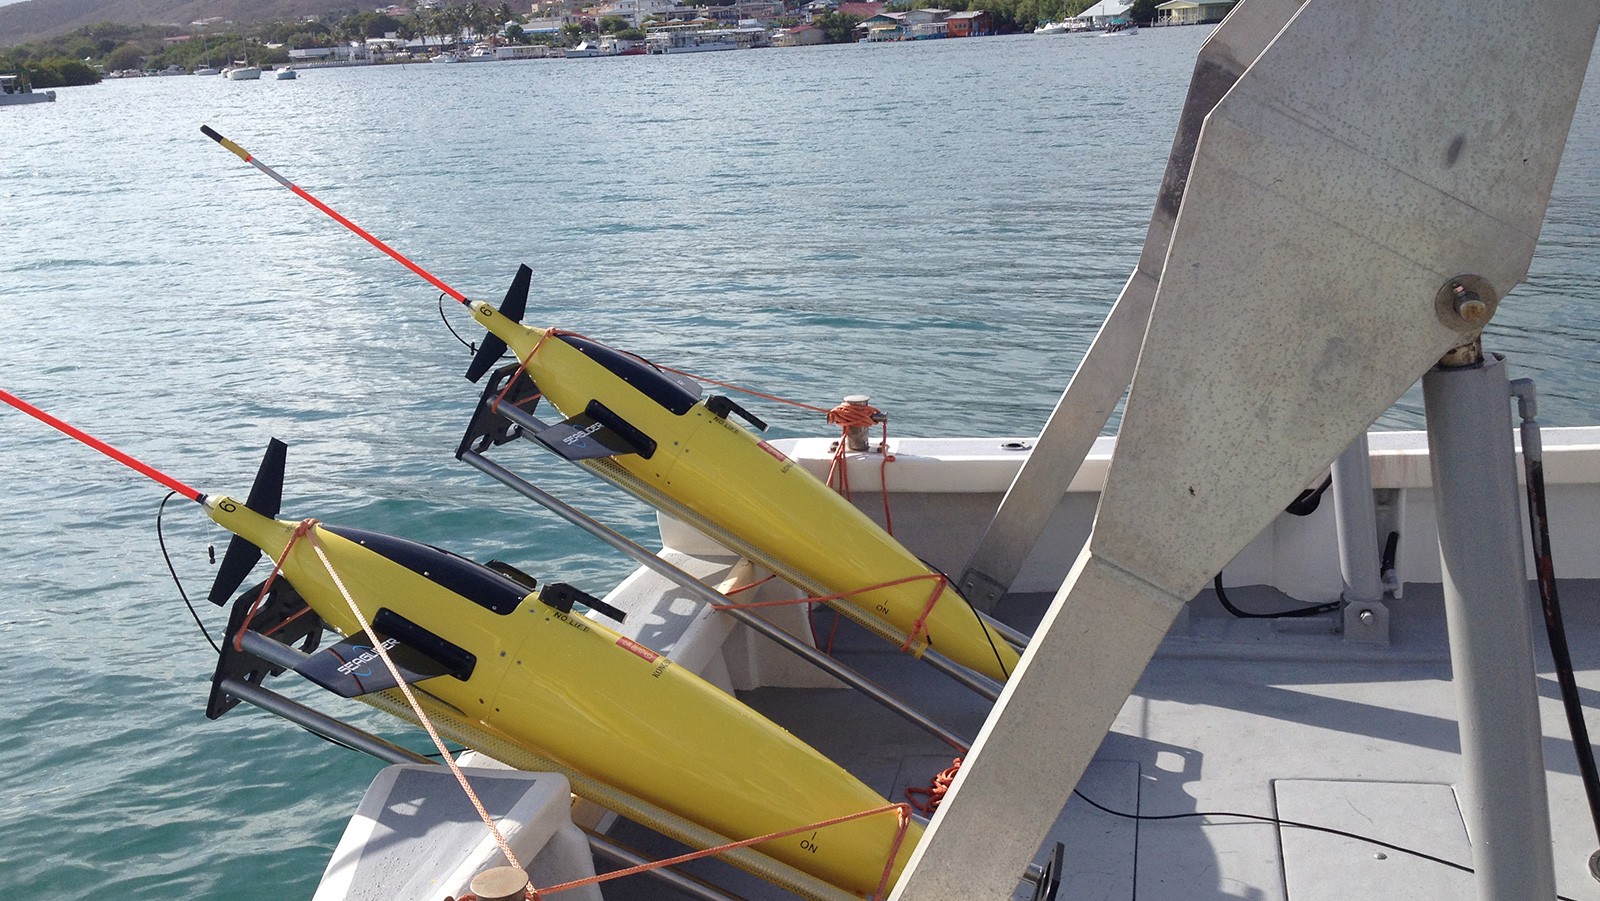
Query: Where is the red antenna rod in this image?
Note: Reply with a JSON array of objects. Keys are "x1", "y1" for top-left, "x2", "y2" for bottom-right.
[
  {"x1": 0, "y1": 388, "x2": 203, "y2": 501},
  {"x1": 200, "y1": 125, "x2": 468, "y2": 304}
]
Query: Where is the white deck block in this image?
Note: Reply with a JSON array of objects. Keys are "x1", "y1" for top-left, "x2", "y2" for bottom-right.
[{"x1": 315, "y1": 765, "x2": 601, "y2": 901}]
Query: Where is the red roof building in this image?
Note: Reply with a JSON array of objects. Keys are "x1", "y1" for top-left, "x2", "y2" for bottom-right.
[{"x1": 946, "y1": 9, "x2": 993, "y2": 36}]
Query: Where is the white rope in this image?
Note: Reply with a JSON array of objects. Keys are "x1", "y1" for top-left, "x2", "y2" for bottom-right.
[{"x1": 304, "y1": 524, "x2": 525, "y2": 881}]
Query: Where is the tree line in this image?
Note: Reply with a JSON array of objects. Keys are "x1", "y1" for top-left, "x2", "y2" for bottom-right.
[
  {"x1": 1, "y1": 0, "x2": 1175, "y2": 82},
  {"x1": 0, "y1": 4, "x2": 524, "y2": 81}
]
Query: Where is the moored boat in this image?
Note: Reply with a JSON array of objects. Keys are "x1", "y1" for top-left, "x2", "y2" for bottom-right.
[{"x1": 0, "y1": 74, "x2": 54, "y2": 105}]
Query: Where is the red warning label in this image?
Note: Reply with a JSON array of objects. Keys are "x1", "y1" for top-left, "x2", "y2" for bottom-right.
[
  {"x1": 617, "y1": 637, "x2": 660, "y2": 663},
  {"x1": 757, "y1": 440, "x2": 789, "y2": 463}
]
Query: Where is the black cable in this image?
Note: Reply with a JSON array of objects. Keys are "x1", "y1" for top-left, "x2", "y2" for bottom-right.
[
  {"x1": 438, "y1": 291, "x2": 478, "y2": 353},
  {"x1": 956, "y1": 575, "x2": 1012, "y2": 682},
  {"x1": 1284, "y1": 474, "x2": 1333, "y2": 517},
  {"x1": 158, "y1": 490, "x2": 221, "y2": 654},
  {"x1": 1213, "y1": 572, "x2": 1341, "y2": 619},
  {"x1": 1518, "y1": 409, "x2": 1600, "y2": 849},
  {"x1": 1072, "y1": 789, "x2": 1580, "y2": 901}
]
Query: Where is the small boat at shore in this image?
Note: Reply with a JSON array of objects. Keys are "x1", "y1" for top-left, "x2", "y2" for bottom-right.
[
  {"x1": 274, "y1": 67, "x2": 297, "y2": 80},
  {"x1": 0, "y1": 74, "x2": 55, "y2": 105},
  {"x1": 223, "y1": 65, "x2": 262, "y2": 80},
  {"x1": 1033, "y1": 20, "x2": 1068, "y2": 34}
]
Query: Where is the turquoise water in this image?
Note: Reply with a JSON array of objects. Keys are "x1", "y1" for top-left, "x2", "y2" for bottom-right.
[{"x1": 0, "y1": 29, "x2": 1597, "y2": 898}]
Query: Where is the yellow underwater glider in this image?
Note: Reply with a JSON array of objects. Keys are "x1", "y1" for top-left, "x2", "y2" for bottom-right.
[
  {"x1": 201, "y1": 126, "x2": 1022, "y2": 684},
  {"x1": 0, "y1": 390, "x2": 919, "y2": 897}
]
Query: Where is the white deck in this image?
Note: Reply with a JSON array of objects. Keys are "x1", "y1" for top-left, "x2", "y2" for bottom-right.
[
  {"x1": 579, "y1": 429, "x2": 1600, "y2": 900},
  {"x1": 590, "y1": 581, "x2": 1600, "y2": 900}
]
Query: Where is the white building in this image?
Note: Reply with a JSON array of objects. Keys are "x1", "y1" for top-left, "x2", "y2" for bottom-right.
[{"x1": 593, "y1": 0, "x2": 677, "y2": 26}]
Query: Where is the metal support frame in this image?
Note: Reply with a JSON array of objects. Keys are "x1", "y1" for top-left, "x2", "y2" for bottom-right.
[
  {"x1": 583, "y1": 830, "x2": 749, "y2": 901},
  {"x1": 220, "y1": 673, "x2": 431, "y2": 766},
  {"x1": 459, "y1": 447, "x2": 974, "y2": 751},
  {"x1": 1331, "y1": 433, "x2": 1385, "y2": 605},
  {"x1": 1331, "y1": 433, "x2": 1390, "y2": 643},
  {"x1": 478, "y1": 394, "x2": 1004, "y2": 702},
  {"x1": 1423, "y1": 351, "x2": 1557, "y2": 901}
]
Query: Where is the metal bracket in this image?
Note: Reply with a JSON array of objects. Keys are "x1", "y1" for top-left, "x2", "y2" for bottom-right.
[{"x1": 1342, "y1": 599, "x2": 1391, "y2": 645}]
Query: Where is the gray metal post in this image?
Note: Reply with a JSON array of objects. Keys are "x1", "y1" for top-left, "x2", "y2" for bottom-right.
[
  {"x1": 1331, "y1": 433, "x2": 1385, "y2": 603},
  {"x1": 220, "y1": 678, "x2": 433, "y2": 766},
  {"x1": 459, "y1": 448, "x2": 975, "y2": 750},
  {"x1": 1423, "y1": 351, "x2": 1556, "y2": 901}
]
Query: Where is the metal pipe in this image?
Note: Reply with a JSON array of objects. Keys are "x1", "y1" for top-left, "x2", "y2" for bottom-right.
[
  {"x1": 459, "y1": 448, "x2": 974, "y2": 750},
  {"x1": 584, "y1": 830, "x2": 751, "y2": 901},
  {"x1": 1422, "y1": 351, "x2": 1556, "y2": 901},
  {"x1": 1330, "y1": 433, "x2": 1384, "y2": 603},
  {"x1": 486, "y1": 400, "x2": 1005, "y2": 701},
  {"x1": 219, "y1": 673, "x2": 432, "y2": 766}
]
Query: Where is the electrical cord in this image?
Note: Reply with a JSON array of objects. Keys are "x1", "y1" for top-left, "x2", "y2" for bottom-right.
[
  {"x1": 1073, "y1": 789, "x2": 1580, "y2": 901},
  {"x1": 158, "y1": 490, "x2": 221, "y2": 654},
  {"x1": 438, "y1": 291, "x2": 479, "y2": 354},
  {"x1": 1213, "y1": 572, "x2": 1341, "y2": 619}
]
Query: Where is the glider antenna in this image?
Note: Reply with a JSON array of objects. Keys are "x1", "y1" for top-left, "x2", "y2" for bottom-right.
[
  {"x1": 0, "y1": 388, "x2": 202, "y2": 502},
  {"x1": 200, "y1": 125, "x2": 468, "y2": 304}
]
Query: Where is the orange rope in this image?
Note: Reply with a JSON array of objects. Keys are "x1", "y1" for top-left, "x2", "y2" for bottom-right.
[
  {"x1": 528, "y1": 802, "x2": 915, "y2": 900},
  {"x1": 658, "y1": 362, "x2": 832, "y2": 415},
  {"x1": 232, "y1": 518, "x2": 317, "y2": 651},
  {"x1": 725, "y1": 573, "x2": 777, "y2": 595},
  {"x1": 825, "y1": 402, "x2": 895, "y2": 534},
  {"x1": 303, "y1": 529, "x2": 525, "y2": 879},
  {"x1": 710, "y1": 572, "x2": 948, "y2": 651},
  {"x1": 905, "y1": 758, "x2": 963, "y2": 815}
]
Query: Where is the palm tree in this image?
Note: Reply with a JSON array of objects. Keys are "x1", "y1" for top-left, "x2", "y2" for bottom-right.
[{"x1": 435, "y1": 7, "x2": 464, "y2": 48}]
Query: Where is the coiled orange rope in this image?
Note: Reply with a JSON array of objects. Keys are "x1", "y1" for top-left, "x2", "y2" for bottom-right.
[
  {"x1": 905, "y1": 758, "x2": 963, "y2": 815},
  {"x1": 825, "y1": 401, "x2": 896, "y2": 534}
]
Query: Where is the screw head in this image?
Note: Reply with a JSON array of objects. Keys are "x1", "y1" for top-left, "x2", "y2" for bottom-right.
[{"x1": 1435, "y1": 275, "x2": 1498, "y2": 332}]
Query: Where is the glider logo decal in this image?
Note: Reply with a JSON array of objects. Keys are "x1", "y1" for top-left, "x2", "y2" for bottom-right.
[{"x1": 336, "y1": 638, "x2": 400, "y2": 677}]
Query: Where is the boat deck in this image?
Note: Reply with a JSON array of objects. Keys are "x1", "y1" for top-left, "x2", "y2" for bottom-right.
[{"x1": 596, "y1": 581, "x2": 1600, "y2": 900}]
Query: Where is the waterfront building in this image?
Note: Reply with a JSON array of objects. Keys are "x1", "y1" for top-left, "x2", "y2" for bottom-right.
[
  {"x1": 946, "y1": 10, "x2": 993, "y2": 36},
  {"x1": 1152, "y1": 0, "x2": 1234, "y2": 25},
  {"x1": 774, "y1": 23, "x2": 826, "y2": 46},
  {"x1": 1076, "y1": 0, "x2": 1133, "y2": 29}
]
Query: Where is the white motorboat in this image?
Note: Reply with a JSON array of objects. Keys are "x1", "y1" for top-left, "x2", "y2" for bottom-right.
[
  {"x1": 193, "y1": 66, "x2": 221, "y2": 76},
  {"x1": 274, "y1": 67, "x2": 297, "y2": 80},
  {"x1": 0, "y1": 74, "x2": 54, "y2": 105},
  {"x1": 1033, "y1": 21, "x2": 1069, "y2": 34},
  {"x1": 431, "y1": 52, "x2": 462, "y2": 63},
  {"x1": 45, "y1": 2, "x2": 1600, "y2": 900},
  {"x1": 223, "y1": 66, "x2": 262, "y2": 80},
  {"x1": 562, "y1": 42, "x2": 605, "y2": 59}
]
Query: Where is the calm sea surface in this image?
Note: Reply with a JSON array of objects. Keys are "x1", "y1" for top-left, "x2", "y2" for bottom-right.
[{"x1": 1, "y1": 29, "x2": 1597, "y2": 898}]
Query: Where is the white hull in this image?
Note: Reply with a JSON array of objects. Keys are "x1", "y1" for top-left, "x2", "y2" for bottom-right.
[{"x1": 0, "y1": 91, "x2": 54, "y2": 105}]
